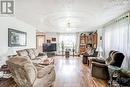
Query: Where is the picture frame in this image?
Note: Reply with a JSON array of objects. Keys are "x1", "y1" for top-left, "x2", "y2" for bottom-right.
[
  {"x1": 8, "y1": 28, "x2": 27, "y2": 47},
  {"x1": 47, "y1": 39, "x2": 51, "y2": 43},
  {"x1": 52, "y1": 38, "x2": 56, "y2": 42}
]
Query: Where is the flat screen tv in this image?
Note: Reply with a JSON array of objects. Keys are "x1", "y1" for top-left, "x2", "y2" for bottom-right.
[{"x1": 43, "y1": 43, "x2": 57, "y2": 52}]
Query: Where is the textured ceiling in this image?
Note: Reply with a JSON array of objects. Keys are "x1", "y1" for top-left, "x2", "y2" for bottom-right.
[{"x1": 15, "y1": 0, "x2": 130, "y2": 32}]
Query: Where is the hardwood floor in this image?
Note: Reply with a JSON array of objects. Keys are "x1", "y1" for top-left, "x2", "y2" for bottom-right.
[
  {"x1": 0, "y1": 56, "x2": 109, "y2": 87},
  {"x1": 53, "y1": 56, "x2": 108, "y2": 87}
]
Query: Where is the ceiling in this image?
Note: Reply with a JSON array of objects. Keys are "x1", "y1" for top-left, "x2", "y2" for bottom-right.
[{"x1": 15, "y1": 0, "x2": 130, "y2": 32}]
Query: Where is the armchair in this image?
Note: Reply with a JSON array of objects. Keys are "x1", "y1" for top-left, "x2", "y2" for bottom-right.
[
  {"x1": 91, "y1": 51, "x2": 124, "y2": 80},
  {"x1": 82, "y1": 50, "x2": 98, "y2": 64},
  {"x1": 6, "y1": 56, "x2": 55, "y2": 87}
]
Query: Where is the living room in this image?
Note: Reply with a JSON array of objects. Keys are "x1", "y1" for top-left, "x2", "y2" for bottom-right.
[{"x1": 0, "y1": 0, "x2": 130, "y2": 87}]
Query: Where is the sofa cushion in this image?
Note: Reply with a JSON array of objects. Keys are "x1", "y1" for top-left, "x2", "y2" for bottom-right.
[
  {"x1": 26, "y1": 49, "x2": 36, "y2": 60},
  {"x1": 105, "y1": 51, "x2": 118, "y2": 64},
  {"x1": 37, "y1": 65, "x2": 54, "y2": 78},
  {"x1": 121, "y1": 69, "x2": 130, "y2": 77},
  {"x1": 16, "y1": 50, "x2": 30, "y2": 58},
  {"x1": 32, "y1": 48, "x2": 39, "y2": 57},
  {"x1": 24, "y1": 63, "x2": 37, "y2": 84},
  {"x1": 37, "y1": 56, "x2": 47, "y2": 61}
]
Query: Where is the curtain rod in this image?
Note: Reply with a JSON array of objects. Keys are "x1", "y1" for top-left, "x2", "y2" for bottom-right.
[{"x1": 103, "y1": 13, "x2": 130, "y2": 28}]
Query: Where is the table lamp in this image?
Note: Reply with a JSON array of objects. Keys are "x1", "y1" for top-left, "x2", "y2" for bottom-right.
[{"x1": 96, "y1": 46, "x2": 103, "y2": 58}]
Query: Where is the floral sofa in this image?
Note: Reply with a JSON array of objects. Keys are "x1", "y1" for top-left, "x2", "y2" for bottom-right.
[
  {"x1": 16, "y1": 48, "x2": 54, "y2": 65},
  {"x1": 6, "y1": 56, "x2": 55, "y2": 87}
]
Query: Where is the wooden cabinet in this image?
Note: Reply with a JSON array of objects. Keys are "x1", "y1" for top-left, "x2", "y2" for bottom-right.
[
  {"x1": 79, "y1": 32, "x2": 97, "y2": 54},
  {"x1": 79, "y1": 33, "x2": 87, "y2": 53},
  {"x1": 91, "y1": 32, "x2": 98, "y2": 48}
]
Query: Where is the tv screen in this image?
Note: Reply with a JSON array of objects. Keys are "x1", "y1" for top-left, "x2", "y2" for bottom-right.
[{"x1": 43, "y1": 43, "x2": 57, "y2": 52}]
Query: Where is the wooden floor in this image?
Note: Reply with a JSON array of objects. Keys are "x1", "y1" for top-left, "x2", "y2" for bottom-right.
[
  {"x1": 53, "y1": 56, "x2": 108, "y2": 87},
  {"x1": 0, "y1": 56, "x2": 109, "y2": 87}
]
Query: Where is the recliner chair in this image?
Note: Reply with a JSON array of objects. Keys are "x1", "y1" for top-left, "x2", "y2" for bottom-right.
[{"x1": 91, "y1": 51, "x2": 124, "y2": 80}]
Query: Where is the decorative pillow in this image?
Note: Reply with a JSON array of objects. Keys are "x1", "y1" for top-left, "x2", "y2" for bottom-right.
[
  {"x1": 37, "y1": 65, "x2": 54, "y2": 78},
  {"x1": 16, "y1": 50, "x2": 29, "y2": 58},
  {"x1": 32, "y1": 48, "x2": 39, "y2": 57},
  {"x1": 26, "y1": 49, "x2": 36, "y2": 60},
  {"x1": 24, "y1": 63, "x2": 37, "y2": 84}
]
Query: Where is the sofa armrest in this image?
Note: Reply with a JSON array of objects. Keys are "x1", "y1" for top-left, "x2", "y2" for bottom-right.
[
  {"x1": 91, "y1": 62, "x2": 109, "y2": 79},
  {"x1": 120, "y1": 69, "x2": 130, "y2": 78},
  {"x1": 37, "y1": 65, "x2": 54, "y2": 78},
  {"x1": 92, "y1": 61, "x2": 107, "y2": 68},
  {"x1": 91, "y1": 58, "x2": 105, "y2": 64},
  {"x1": 38, "y1": 52, "x2": 45, "y2": 57}
]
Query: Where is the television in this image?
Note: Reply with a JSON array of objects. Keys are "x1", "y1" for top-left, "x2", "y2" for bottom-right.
[{"x1": 43, "y1": 43, "x2": 57, "y2": 52}]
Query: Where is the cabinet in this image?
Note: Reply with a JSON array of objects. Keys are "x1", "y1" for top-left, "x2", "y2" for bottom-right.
[
  {"x1": 79, "y1": 32, "x2": 97, "y2": 53},
  {"x1": 79, "y1": 33, "x2": 87, "y2": 53}
]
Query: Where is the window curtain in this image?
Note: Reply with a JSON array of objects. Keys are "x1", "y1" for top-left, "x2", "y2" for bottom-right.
[
  {"x1": 58, "y1": 33, "x2": 76, "y2": 52},
  {"x1": 103, "y1": 15, "x2": 129, "y2": 69},
  {"x1": 75, "y1": 32, "x2": 80, "y2": 53}
]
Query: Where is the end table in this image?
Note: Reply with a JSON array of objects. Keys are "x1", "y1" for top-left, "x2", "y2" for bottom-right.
[{"x1": 0, "y1": 65, "x2": 11, "y2": 79}]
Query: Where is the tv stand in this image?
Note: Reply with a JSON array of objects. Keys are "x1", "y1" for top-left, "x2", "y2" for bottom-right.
[{"x1": 46, "y1": 52, "x2": 55, "y2": 58}]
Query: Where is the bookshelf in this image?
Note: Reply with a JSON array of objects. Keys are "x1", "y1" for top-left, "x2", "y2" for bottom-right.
[{"x1": 79, "y1": 32, "x2": 97, "y2": 54}]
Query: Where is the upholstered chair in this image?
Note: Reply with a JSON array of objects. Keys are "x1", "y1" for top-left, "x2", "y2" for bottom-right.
[
  {"x1": 91, "y1": 51, "x2": 124, "y2": 80},
  {"x1": 6, "y1": 56, "x2": 55, "y2": 87}
]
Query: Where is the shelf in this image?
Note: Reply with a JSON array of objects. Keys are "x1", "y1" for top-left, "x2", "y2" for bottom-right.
[{"x1": 79, "y1": 32, "x2": 98, "y2": 53}]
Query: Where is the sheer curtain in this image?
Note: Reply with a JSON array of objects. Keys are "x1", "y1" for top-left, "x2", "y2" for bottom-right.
[
  {"x1": 58, "y1": 33, "x2": 76, "y2": 52},
  {"x1": 103, "y1": 15, "x2": 129, "y2": 69},
  {"x1": 75, "y1": 32, "x2": 80, "y2": 53}
]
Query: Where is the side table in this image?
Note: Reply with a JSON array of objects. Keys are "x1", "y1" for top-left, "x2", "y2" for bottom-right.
[
  {"x1": 0, "y1": 65, "x2": 11, "y2": 79},
  {"x1": 108, "y1": 65, "x2": 121, "y2": 87},
  {"x1": 65, "y1": 51, "x2": 70, "y2": 58}
]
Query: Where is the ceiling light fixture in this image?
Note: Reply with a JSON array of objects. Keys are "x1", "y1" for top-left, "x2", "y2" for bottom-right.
[{"x1": 67, "y1": 19, "x2": 71, "y2": 31}]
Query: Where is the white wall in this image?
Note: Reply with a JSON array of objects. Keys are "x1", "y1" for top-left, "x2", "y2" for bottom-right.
[
  {"x1": 45, "y1": 32, "x2": 59, "y2": 43},
  {"x1": 0, "y1": 17, "x2": 36, "y2": 65}
]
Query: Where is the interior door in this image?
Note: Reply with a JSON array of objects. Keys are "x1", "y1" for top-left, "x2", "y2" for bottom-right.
[{"x1": 36, "y1": 35, "x2": 45, "y2": 52}]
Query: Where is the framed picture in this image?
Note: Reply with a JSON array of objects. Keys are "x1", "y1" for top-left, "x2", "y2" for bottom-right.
[
  {"x1": 8, "y1": 28, "x2": 27, "y2": 47},
  {"x1": 47, "y1": 39, "x2": 51, "y2": 43},
  {"x1": 52, "y1": 38, "x2": 56, "y2": 42}
]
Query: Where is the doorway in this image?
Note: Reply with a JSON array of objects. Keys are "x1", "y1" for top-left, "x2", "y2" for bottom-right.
[{"x1": 36, "y1": 32, "x2": 45, "y2": 52}]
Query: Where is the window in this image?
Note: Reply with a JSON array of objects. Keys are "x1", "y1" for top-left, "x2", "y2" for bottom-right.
[
  {"x1": 103, "y1": 15, "x2": 129, "y2": 69},
  {"x1": 59, "y1": 34, "x2": 76, "y2": 52}
]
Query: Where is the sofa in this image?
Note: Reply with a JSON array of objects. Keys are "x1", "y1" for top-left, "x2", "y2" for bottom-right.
[
  {"x1": 91, "y1": 50, "x2": 124, "y2": 80},
  {"x1": 16, "y1": 48, "x2": 54, "y2": 65},
  {"x1": 6, "y1": 56, "x2": 55, "y2": 87}
]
